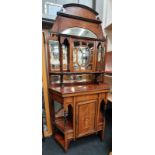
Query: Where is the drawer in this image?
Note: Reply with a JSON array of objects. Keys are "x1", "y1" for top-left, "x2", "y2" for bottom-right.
[{"x1": 75, "y1": 94, "x2": 98, "y2": 102}]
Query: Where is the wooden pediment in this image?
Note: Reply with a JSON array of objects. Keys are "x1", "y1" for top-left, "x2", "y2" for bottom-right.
[{"x1": 51, "y1": 3, "x2": 105, "y2": 40}]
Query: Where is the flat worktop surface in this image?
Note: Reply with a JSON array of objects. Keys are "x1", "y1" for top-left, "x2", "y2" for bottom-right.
[{"x1": 49, "y1": 83, "x2": 111, "y2": 95}]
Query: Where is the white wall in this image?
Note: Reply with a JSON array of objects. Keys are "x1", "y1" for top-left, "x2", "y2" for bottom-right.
[
  {"x1": 106, "y1": 30, "x2": 112, "y2": 51},
  {"x1": 42, "y1": 0, "x2": 94, "y2": 19},
  {"x1": 79, "y1": 0, "x2": 93, "y2": 9},
  {"x1": 95, "y1": 0, "x2": 103, "y2": 20},
  {"x1": 102, "y1": 0, "x2": 112, "y2": 28},
  {"x1": 101, "y1": 0, "x2": 112, "y2": 52}
]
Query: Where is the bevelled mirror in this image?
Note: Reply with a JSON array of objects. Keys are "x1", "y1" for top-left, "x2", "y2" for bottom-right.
[
  {"x1": 61, "y1": 27, "x2": 97, "y2": 38},
  {"x1": 49, "y1": 40, "x2": 60, "y2": 71},
  {"x1": 62, "y1": 38, "x2": 69, "y2": 71},
  {"x1": 73, "y1": 40, "x2": 94, "y2": 71},
  {"x1": 97, "y1": 42, "x2": 105, "y2": 71}
]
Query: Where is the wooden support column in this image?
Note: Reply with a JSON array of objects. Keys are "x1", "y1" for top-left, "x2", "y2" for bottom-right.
[
  {"x1": 58, "y1": 35, "x2": 64, "y2": 87},
  {"x1": 58, "y1": 35, "x2": 63, "y2": 72}
]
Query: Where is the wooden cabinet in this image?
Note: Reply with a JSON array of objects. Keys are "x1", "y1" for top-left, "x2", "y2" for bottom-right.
[
  {"x1": 76, "y1": 100, "x2": 96, "y2": 137},
  {"x1": 46, "y1": 3, "x2": 112, "y2": 152},
  {"x1": 49, "y1": 85, "x2": 111, "y2": 151}
]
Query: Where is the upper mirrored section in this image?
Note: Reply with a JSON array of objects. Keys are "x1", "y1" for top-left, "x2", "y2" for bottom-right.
[
  {"x1": 49, "y1": 40, "x2": 60, "y2": 71},
  {"x1": 61, "y1": 27, "x2": 97, "y2": 38}
]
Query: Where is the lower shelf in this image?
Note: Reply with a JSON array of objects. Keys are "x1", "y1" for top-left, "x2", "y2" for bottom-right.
[
  {"x1": 55, "y1": 117, "x2": 73, "y2": 133},
  {"x1": 54, "y1": 131, "x2": 72, "y2": 152},
  {"x1": 55, "y1": 133, "x2": 65, "y2": 148},
  {"x1": 54, "y1": 129, "x2": 104, "y2": 152}
]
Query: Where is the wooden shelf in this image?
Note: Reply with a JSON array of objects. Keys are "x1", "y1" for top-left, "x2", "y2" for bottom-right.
[
  {"x1": 55, "y1": 117, "x2": 73, "y2": 133},
  {"x1": 50, "y1": 71, "x2": 105, "y2": 75}
]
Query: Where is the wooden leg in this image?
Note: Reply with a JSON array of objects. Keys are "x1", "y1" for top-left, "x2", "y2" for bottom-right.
[
  {"x1": 98, "y1": 120, "x2": 106, "y2": 141},
  {"x1": 64, "y1": 139, "x2": 70, "y2": 152},
  {"x1": 98, "y1": 130, "x2": 104, "y2": 141}
]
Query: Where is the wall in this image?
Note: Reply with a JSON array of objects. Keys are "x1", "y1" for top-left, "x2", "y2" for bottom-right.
[
  {"x1": 42, "y1": 0, "x2": 94, "y2": 19},
  {"x1": 95, "y1": 0, "x2": 112, "y2": 52}
]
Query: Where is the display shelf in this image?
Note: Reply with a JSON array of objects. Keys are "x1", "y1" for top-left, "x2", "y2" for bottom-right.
[
  {"x1": 49, "y1": 71, "x2": 105, "y2": 75},
  {"x1": 50, "y1": 72, "x2": 105, "y2": 86},
  {"x1": 55, "y1": 117, "x2": 73, "y2": 133}
]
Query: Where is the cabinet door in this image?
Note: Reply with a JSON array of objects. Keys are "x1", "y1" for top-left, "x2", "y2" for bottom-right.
[{"x1": 76, "y1": 100, "x2": 96, "y2": 137}]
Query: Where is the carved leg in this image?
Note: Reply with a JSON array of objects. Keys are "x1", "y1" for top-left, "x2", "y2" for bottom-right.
[
  {"x1": 64, "y1": 139, "x2": 70, "y2": 152},
  {"x1": 64, "y1": 140, "x2": 68, "y2": 152},
  {"x1": 98, "y1": 118, "x2": 106, "y2": 141},
  {"x1": 98, "y1": 130, "x2": 104, "y2": 141}
]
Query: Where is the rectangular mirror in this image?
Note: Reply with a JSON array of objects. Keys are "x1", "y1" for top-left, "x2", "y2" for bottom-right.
[
  {"x1": 49, "y1": 40, "x2": 60, "y2": 71},
  {"x1": 97, "y1": 42, "x2": 105, "y2": 71}
]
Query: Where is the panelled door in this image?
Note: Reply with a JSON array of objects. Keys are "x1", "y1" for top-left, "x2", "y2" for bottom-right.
[{"x1": 76, "y1": 100, "x2": 97, "y2": 137}]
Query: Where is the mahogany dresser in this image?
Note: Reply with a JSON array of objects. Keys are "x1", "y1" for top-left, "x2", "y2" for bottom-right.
[{"x1": 45, "y1": 3, "x2": 112, "y2": 151}]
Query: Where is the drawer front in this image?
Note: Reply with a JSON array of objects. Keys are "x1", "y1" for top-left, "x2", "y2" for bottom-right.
[{"x1": 75, "y1": 94, "x2": 98, "y2": 102}]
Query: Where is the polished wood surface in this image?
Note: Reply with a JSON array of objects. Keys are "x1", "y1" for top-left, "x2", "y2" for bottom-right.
[
  {"x1": 49, "y1": 83, "x2": 111, "y2": 95},
  {"x1": 42, "y1": 32, "x2": 52, "y2": 137},
  {"x1": 63, "y1": 3, "x2": 98, "y2": 19},
  {"x1": 50, "y1": 88, "x2": 111, "y2": 151},
  {"x1": 51, "y1": 4, "x2": 105, "y2": 40},
  {"x1": 77, "y1": 100, "x2": 96, "y2": 137},
  {"x1": 51, "y1": 16, "x2": 104, "y2": 40}
]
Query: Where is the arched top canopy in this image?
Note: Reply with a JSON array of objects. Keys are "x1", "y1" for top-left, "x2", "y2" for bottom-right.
[
  {"x1": 51, "y1": 3, "x2": 105, "y2": 41},
  {"x1": 63, "y1": 3, "x2": 98, "y2": 15}
]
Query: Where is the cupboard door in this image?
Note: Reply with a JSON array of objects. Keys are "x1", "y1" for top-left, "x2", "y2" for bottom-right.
[{"x1": 76, "y1": 100, "x2": 96, "y2": 137}]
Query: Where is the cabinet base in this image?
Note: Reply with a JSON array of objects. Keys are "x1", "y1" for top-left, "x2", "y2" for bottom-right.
[{"x1": 54, "y1": 130, "x2": 104, "y2": 152}]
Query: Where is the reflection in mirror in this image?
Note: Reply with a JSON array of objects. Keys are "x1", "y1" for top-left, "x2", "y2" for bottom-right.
[
  {"x1": 97, "y1": 43, "x2": 105, "y2": 71},
  {"x1": 62, "y1": 45, "x2": 67, "y2": 70},
  {"x1": 62, "y1": 38, "x2": 69, "y2": 71},
  {"x1": 64, "y1": 74, "x2": 93, "y2": 83},
  {"x1": 51, "y1": 75, "x2": 60, "y2": 84},
  {"x1": 73, "y1": 41, "x2": 94, "y2": 71},
  {"x1": 61, "y1": 27, "x2": 97, "y2": 38},
  {"x1": 49, "y1": 40, "x2": 60, "y2": 70},
  {"x1": 50, "y1": 74, "x2": 93, "y2": 85}
]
